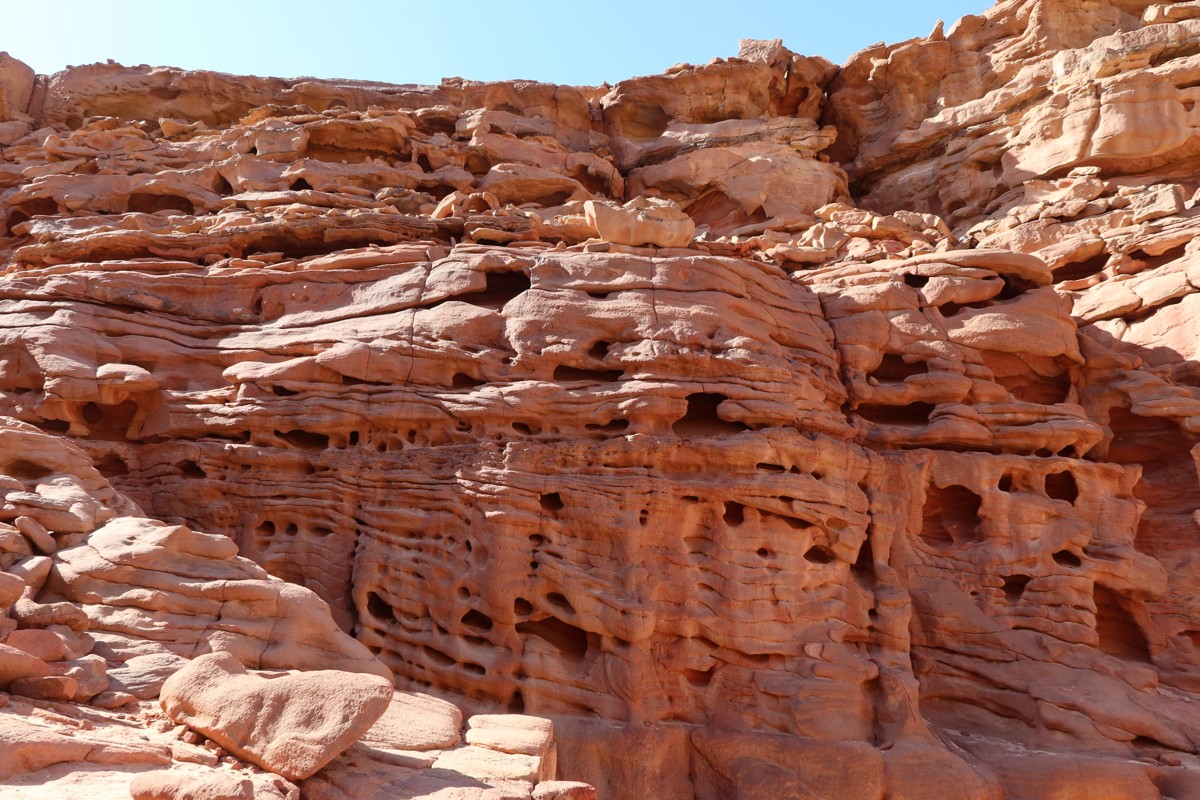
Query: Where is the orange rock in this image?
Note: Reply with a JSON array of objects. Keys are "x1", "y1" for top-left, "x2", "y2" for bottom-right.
[
  {"x1": 10, "y1": 674, "x2": 77, "y2": 701},
  {"x1": 0, "y1": 642, "x2": 48, "y2": 687},
  {"x1": 1, "y1": 5, "x2": 1200, "y2": 798},
  {"x1": 3, "y1": 628, "x2": 67, "y2": 661}
]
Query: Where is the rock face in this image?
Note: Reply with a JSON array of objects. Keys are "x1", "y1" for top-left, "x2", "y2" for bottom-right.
[{"x1": 3, "y1": 2, "x2": 1200, "y2": 798}]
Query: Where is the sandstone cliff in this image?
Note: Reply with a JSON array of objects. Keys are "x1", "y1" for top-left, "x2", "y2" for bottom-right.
[{"x1": 3, "y1": 1, "x2": 1200, "y2": 798}]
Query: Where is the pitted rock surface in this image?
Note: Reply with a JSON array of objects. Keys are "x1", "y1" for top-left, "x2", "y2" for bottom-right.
[{"x1": 2, "y1": 2, "x2": 1200, "y2": 798}]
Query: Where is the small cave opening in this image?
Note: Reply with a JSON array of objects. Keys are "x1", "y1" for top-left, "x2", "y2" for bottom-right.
[
  {"x1": 804, "y1": 545, "x2": 837, "y2": 565},
  {"x1": 289, "y1": 178, "x2": 314, "y2": 192},
  {"x1": 1052, "y1": 251, "x2": 1110, "y2": 283},
  {"x1": 937, "y1": 299, "x2": 992, "y2": 317},
  {"x1": 584, "y1": 419, "x2": 630, "y2": 433},
  {"x1": 460, "y1": 609, "x2": 494, "y2": 632},
  {"x1": 546, "y1": 592, "x2": 575, "y2": 614},
  {"x1": 869, "y1": 353, "x2": 929, "y2": 383},
  {"x1": 987, "y1": 356, "x2": 1072, "y2": 405},
  {"x1": 507, "y1": 689, "x2": 525, "y2": 714},
  {"x1": 366, "y1": 591, "x2": 398, "y2": 624},
  {"x1": 995, "y1": 274, "x2": 1036, "y2": 301},
  {"x1": 94, "y1": 453, "x2": 129, "y2": 479},
  {"x1": 1053, "y1": 549, "x2": 1082, "y2": 568},
  {"x1": 1002, "y1": 574, "x2": 1031, "y2": 604},
  {"x1": 513, "y1": 597, "x2": 533, "y2": 616},
  {"x1": 5, "y1": 459, "x2": 55, "y2": 481},
  {"x1": 621, "y1": 102, "x2": 672, "y2": 139},
  {"x1": 722, "y1": 501, "x2": 745, "y2": 527},
  {"x1": 1105, "y1": 408, "x2": 1200, "y2": 557},
  {"x1": 852, "y1": 534, "x2": 875, "y2": 580},
  {"x1": 903, "y1": 273, "x2": 929, "y2": 288},
  {"x1": 81, "y1": 399, "x2": 140, "y2": 441},
  {"x1": 177, "y1": 459, "x2": 206, "y2": 479},
  {"x1": 1094, "y1": 584, "x2": 1152, "y2": 662},
  {"x1": 20, "y1": 197, "x2": 60, "y2": 218},
  {"x1": 998, "y1": 473, "x2": 1015, "y2": 492},
  {"x1": 855, "y1": 401, "x2": 936, "y2": 426},
  {"x1": 263, "y1": 559, "x2": 308, "y2": 590},
  {"x1": 540, "y1": 492, "x2": 565, "y2": 513},
  {"x1": 516, "y1": 616, "x2": 590, "y2": 664},
  {"x1": 7, "y1": 197, "x2": 59, "y2": 230},
  {"x1": 275, "y1": 429, "x2": 330, "y2": 452},
  {"x1": 672, "y1": 393, "x2": 750, "y2": 437},
  {"x1": 1128, "y1": 243, "x2": 1187, "y2": 272},
  {"x1": 684, "y1": 190, "x2": 766, "y2": 233},
  {"x1": 1044, "y1": 470, "x2": 1079, "y2": 503},
  {"x1": 451, "y1": 372, "x2": 486, "y2": 389},
  {"x1": 442, "y1": 270, "x2": 533, "y2": 311},
  {"x1": 127, "y1": 192, "x2": 195, "y2": 215},
  {"x1": 920, "y1": 484, "x2": 984, "y2": 548}
]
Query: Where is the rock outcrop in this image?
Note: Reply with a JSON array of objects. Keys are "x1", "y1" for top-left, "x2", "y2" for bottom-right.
[{"x1": 3, "y1": 1, "x2": 1200, "y2": 798}]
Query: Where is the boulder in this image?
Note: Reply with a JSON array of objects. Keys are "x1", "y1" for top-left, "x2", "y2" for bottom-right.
[
  {"x1": 0, "y1": 642, "x2": 49, "y2": 687},
  {"x1": 584, "y1": 198, "x2": 695, "y2": 248},
  {"x1": 160, "y1": 652, "x2": 393, "y2": 780}
]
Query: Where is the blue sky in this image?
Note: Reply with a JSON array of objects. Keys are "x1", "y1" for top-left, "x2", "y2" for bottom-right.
[{"x1": 5, "y1": 1, "x2": 994, "y2": 86}]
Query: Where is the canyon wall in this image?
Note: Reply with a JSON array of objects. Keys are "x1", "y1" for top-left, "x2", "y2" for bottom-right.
[{"x1": 4, "y1": 1, "x2": 1200, "y2": 797}]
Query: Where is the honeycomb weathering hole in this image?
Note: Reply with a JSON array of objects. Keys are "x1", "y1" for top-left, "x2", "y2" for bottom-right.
[
  {"x1": 673, "y1": 393, "x2": 750, "y2": 436},
  {"x1": 920, "y1": 484, "x2": 984, "y2": 548},
  {"x1": 1094, "y1": 585, "x2": 1152, "y2": 663}
]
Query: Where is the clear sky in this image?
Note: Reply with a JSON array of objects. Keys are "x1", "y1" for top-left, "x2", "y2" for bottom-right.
[{"x1": 5, "y1": 1, "x2": 995, "y2": 87}]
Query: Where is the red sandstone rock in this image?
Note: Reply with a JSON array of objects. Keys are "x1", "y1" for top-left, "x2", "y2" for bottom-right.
[
  {"x1": 2, "y1": 3, "x2": 1200, "y2": 798},
  {"x1": 0, "y1": 642, "x2": 48, "y2": 687},
  {"x1": 4, "y1": 628, "x2": 67, "y2": 661}
]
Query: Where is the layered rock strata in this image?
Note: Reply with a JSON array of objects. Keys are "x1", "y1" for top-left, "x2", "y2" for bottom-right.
[{"x1": 3, "y1": 1, "x2": 1200, "y2": 798}]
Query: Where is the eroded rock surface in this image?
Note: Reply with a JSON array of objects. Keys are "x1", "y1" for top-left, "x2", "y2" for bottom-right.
[{"x1": 2, "y1": 1, "x2": 1200, "y2": 798}]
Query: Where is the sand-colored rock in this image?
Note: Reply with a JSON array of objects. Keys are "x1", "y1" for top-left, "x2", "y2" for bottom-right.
[
  {"x1": 359, "y1": 690, "x2": 464, "y2": 751},
  {"x1": 128, "y1": 771, "x2": 258, "y2": 800},
  {"x1": 583, "y1": 198, "x2": 695, "y2": 248},
  {"x1": 159, "y1": 652, "x2": 393, "y2": 780}
]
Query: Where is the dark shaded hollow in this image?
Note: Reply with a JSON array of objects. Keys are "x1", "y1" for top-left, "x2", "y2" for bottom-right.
[
  {"x1": 921, "y1": 484, "x2": 984, "y2": 548},
  {"x1": 673, "y1": 393, "x2": 750, "y2": 436}
]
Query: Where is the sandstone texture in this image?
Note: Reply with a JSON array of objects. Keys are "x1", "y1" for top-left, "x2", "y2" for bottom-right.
[{"x1": 2, "y1": 1, "x2": 1200, "y2": 798}]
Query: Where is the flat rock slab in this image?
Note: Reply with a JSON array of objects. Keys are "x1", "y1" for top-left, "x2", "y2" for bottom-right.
[
  {"x1": 360, "y1": 691, "x2": 464, "y2": 751},
  {"x1": 160, "y1": 651, "x2": 392, "y2": 780},
  {"x1": 465, "y1": 715, "x2": 554, "y2": 757},
  {"x1": 107, "y1": 652, "x2": 189, "y2": 700},
  {"x1": 432, "y1": 746, "x2": 544, "y2": 784}
]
